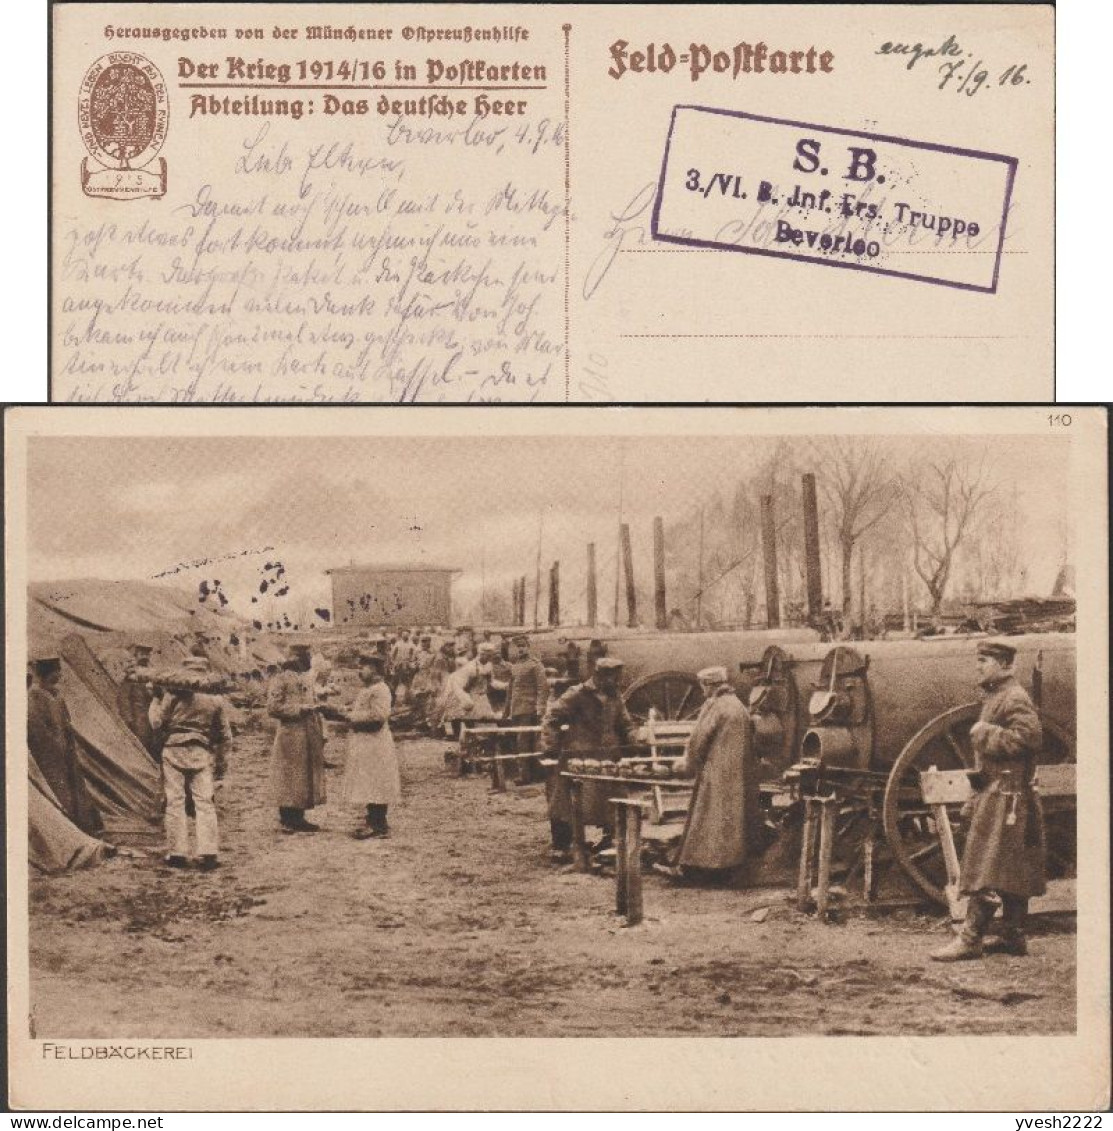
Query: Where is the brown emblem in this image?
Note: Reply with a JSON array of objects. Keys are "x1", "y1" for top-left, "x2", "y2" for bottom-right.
[{"x1": 79, "y1": 52, "x2": 168, "y2": 200}]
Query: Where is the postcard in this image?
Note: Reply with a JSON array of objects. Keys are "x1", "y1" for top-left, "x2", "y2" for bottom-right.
[
  {"x1": 51, "y1": 4, "x2": 1055, "y2": 403},
  {"x1": 5, "y1": 405, "x2": 1107, "y2": 1110}
]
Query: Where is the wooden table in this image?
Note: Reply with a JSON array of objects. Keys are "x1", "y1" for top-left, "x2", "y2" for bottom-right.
[{"x1": 560, "y1": 772, "x2": 692, "y2": 873}]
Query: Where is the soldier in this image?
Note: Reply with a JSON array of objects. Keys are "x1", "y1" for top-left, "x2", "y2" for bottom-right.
[
  {"x1": 408, "y1": 634, "x2": 439, "y2": 730},
  {"x1": 391, "y1": 629, "x2": 418, "y2": 696},
  {"x1": 267, "y1": 642, "x2": 327, "y2": 833},
  {"x1": 441, "y1": 641, "x2": 505, "y2": 736},
  {"x1": 340, "y1": 654, "x2": 402, "y2": 839},
  {"x1": 673, "y1": 667, "x2": 759, "y2": 878},
  {"x1": 931, "y1": 640, "x2": 1046, "y2": 962},
  {"x1": 504, "y1": 634, "x2": 549, "y2": 783},
  {"x1": 27, "y1": 654, "x2": 102, "y2": 836},
  {"x1": 540, "y1": 656, "x2": 636, "y2": 863},
  {"x1": 117, "y1": 642, "x2": 157, "y2": 756},
  {"x1": 149, "y1": 656, "x2": 232, "y2": 871}
]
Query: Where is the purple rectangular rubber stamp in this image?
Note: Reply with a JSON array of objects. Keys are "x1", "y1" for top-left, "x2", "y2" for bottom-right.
[{"x1": 651, "y1": 105, "x2": 1018, "y2": 293}]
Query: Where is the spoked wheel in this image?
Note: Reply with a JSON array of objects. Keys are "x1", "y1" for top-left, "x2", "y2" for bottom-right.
[
  {"x1": 883, "y1": 703, "x2": 1075, "y2": 906},
  {"x1": 623, "y1": 670, "x2": 704, "y2": 723}
]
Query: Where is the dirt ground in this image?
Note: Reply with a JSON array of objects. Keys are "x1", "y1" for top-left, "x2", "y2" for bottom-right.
[{"x1": 29, "y1": 730, "x2": 1076, "y2": 1038}]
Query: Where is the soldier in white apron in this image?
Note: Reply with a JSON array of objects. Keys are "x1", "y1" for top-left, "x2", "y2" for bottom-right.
[{"x1": 341, "y1": 653, "x2": 402, "y2": 839}]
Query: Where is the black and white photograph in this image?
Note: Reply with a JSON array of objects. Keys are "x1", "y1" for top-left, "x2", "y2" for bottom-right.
[{"x1": 4, "y1": 405, "x2": 1108, "y2": 1111}]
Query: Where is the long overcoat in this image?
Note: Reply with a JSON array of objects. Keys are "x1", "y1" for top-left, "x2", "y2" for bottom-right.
[
  {"x1": 541, "y1": 680, "x2": 637, "y2": 826},
  {"x1": 959, "y1": 675, "x2": 1047, "y2": 898},
  {"x1": 341, "y1": 682, "x2": 402, "y2": 807},
  {"x1": 676, "y1": 686, "x2": 757, "y2": 870},
  {"x1": 117, "y1": 676, "x2": 155, "y2": 755},
  {"x1": 267, "y1": 668, "x2": 326, "y2": 809},
  {"x1": 27, "y1": 686, "x2": 103, "y2": 835}
]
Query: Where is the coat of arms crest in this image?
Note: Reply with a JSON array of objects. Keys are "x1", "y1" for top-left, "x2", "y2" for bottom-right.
[{"x1": 78, "y1": 52, "x2": 168, "y2": 200}]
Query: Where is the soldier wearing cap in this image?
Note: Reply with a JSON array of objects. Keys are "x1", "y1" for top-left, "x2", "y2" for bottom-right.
[
  {"x1": 673, "y1": 667, "x2": 758, "y2": 877},
  {"x1": 540, "y1": 656, "x2": 637, "y2": 863},
  {"x1": 440, "y1": 641, "x2": 505, "y2": 737},
  {"x1": 149, "y1": 655, "x2": 231, "y2": 870},
  {"x1": 932, "y1": 640, "x2": 1046, "y2": 962},
  {"x1": 504, "y1": 634, "x2": 549, "y2": 782},
  {"x1": 266, "y1": 642, "x2": 327, "y2": 833},
  {"x1": 408, "y1": 635, "x2": 439, "y2": 730},
  {"x1": 27, "y1": 653, "x2": 102, "y2": 836},
  {"x1": 340, "y1": 653, "x2": 402, "y2": 839},
  {"x1": 117, "y1": 642, "x2": 157, "y2": 756}
]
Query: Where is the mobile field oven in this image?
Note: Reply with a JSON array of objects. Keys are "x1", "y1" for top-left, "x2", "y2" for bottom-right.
[{"x1": 538, "y1": 627, "x2": 1075, "y2": 909}]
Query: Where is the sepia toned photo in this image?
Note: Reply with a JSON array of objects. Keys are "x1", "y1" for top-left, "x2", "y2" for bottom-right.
[{"x1": 4, "y1": 406, "x2": 1108, "y2": 1111}]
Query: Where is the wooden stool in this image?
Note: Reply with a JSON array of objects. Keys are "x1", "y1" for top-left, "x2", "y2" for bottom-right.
[{"x1": 613, "y1": 798, "x2": 650, "y2": 926}]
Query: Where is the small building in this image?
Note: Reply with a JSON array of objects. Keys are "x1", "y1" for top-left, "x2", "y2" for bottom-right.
[{"x1": 326, "y1": 563, "x2": 459, "y2": 629}]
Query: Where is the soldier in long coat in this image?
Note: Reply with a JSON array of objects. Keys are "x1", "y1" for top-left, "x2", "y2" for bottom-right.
[
  {"x1": 675, "y1": 667, "x2": 758, "y2": 875},
  {"x1": 27, "y1": 656, "x2": 103, "y2": 836},
  {"x1": 267, "y1": 643, "x2": 326, "y2": 833},
  {"x1": 116, "y1": 642, "x2": 156, "y2": 756},
  {"x1": 932, "y1": 640, "x2": 1046, "y2": 961},
  {"x1": 540, "y1": 657, "x2": 636, "y2": 862}
]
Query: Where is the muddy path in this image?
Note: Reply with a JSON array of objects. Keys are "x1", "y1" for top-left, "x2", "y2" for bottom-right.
[{"x1": 29, "y1": 732, "x2": 1075, "y2": 1037}]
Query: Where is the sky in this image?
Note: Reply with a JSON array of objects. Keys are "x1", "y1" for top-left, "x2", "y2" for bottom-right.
[{"x1": 26, "y1": 433, "x2": 1072, "y2": 624}]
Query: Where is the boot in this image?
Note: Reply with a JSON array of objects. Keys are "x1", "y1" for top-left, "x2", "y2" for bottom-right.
[
  {"x1": 369, "y1": 804, "x2": 390, "y2": 837},
  {"x1": 930, "y1": 934, "x2": 984, "y2": 962},
  {"x1": 549, "y1": 819, "x2": 573, "y2": 862},
  {"x1": 198, "y1": 855, "x2": 220, "y2": 872},
  {"x1": 164, "y1": 855, "x2": 189, "y2": 870},
  {"x1": 931, "y1": 892, "x2": 994, "y2": 962},
  {"x1": 990, "y1": 894, "x2": 1030, "y2": 956}
]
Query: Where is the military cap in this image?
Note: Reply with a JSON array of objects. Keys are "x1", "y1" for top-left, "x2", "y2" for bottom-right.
[
  {"x1": 697, "y1": 665, "x2": 729, "y2": 684},
  {"x1": 977, "y1": 639, "x2": 1017, "y2": 664},
  {"x1": 128, "y1": 641, "x2": 154, "y2": 654},
  {"x1": 511, "y1": 634, "x2": 530, "y2": 646},
  {"x1": 29, "y1": 653, "x2": 62, "y2": 674},
  {"x1": 286, "y1": 642, "x2": 312, "y2": 656},
  {"x1": 183, "y1": 656, "x2": 211, "y2": 672},
  {"x1": 594, "y1": 657, "x2": 625, "y2": 672},
  {"x1": 358, "y1": 652, "x2": 386, "y2": 670},
  {"x1": 477, "y1": 641, "x2": 497, "y2": 655}
]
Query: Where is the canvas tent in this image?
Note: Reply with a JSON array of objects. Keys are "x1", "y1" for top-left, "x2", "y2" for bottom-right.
[
  {"x1": 55, "y1": 634, "x2": 164, "y2": 843},
  {"x1": 24, "y1": 633, "x2": 165, "y2": 870},
  {"x1": 28, "y1": 758, "x2": 110, "y2": 874}
]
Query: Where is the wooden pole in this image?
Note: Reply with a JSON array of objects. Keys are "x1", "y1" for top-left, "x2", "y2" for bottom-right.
[
  {"x1": 533, "y1": 510, "x2": 544, "y2": 629},
  {"x1": 802, "y1": 472, "x2": 823, "y2": 620},
  {"x1": 586, "y1": 543, "x2": 598, "y2": 627},
  {"x1": 696, "y1": 507, "x2": 705, "y2": 630},
  {"x1": 520, "y1": 575, "x2": 527, "y2": 625},
  {"x1": 761, "y1": 494, "x2": 781, "y2": 629},
  {"x1": 620, "y1": 523, "x2": 637, "y2": 628},
  {"x1": 653, "y1": 516, "x2": 667, "y2": 630}
]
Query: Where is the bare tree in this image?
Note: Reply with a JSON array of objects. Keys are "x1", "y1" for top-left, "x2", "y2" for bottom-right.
[
  {"x1": 811, "y1": 438, "x2": 897, "y2": 616},
  {"x1": 900, "y1": 451, "x2": 996, "y2": 613}
]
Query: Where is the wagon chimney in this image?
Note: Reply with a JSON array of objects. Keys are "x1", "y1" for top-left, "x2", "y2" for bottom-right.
[
  {"x1": 761, "y1": 495, "x2": 781, "y2": 629},
  {"x1": 548, "y1": 560, "x2": 561, "y2": 626},
  {"x1": 620, "y1": 523, "x2": 638, "y2": 627},
  {"x1": 802, "y1": 472, "x2": 824, "y2": 620},
  {"x1": 653, "y1": 517, "x2": 667, "y2": 630}
]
